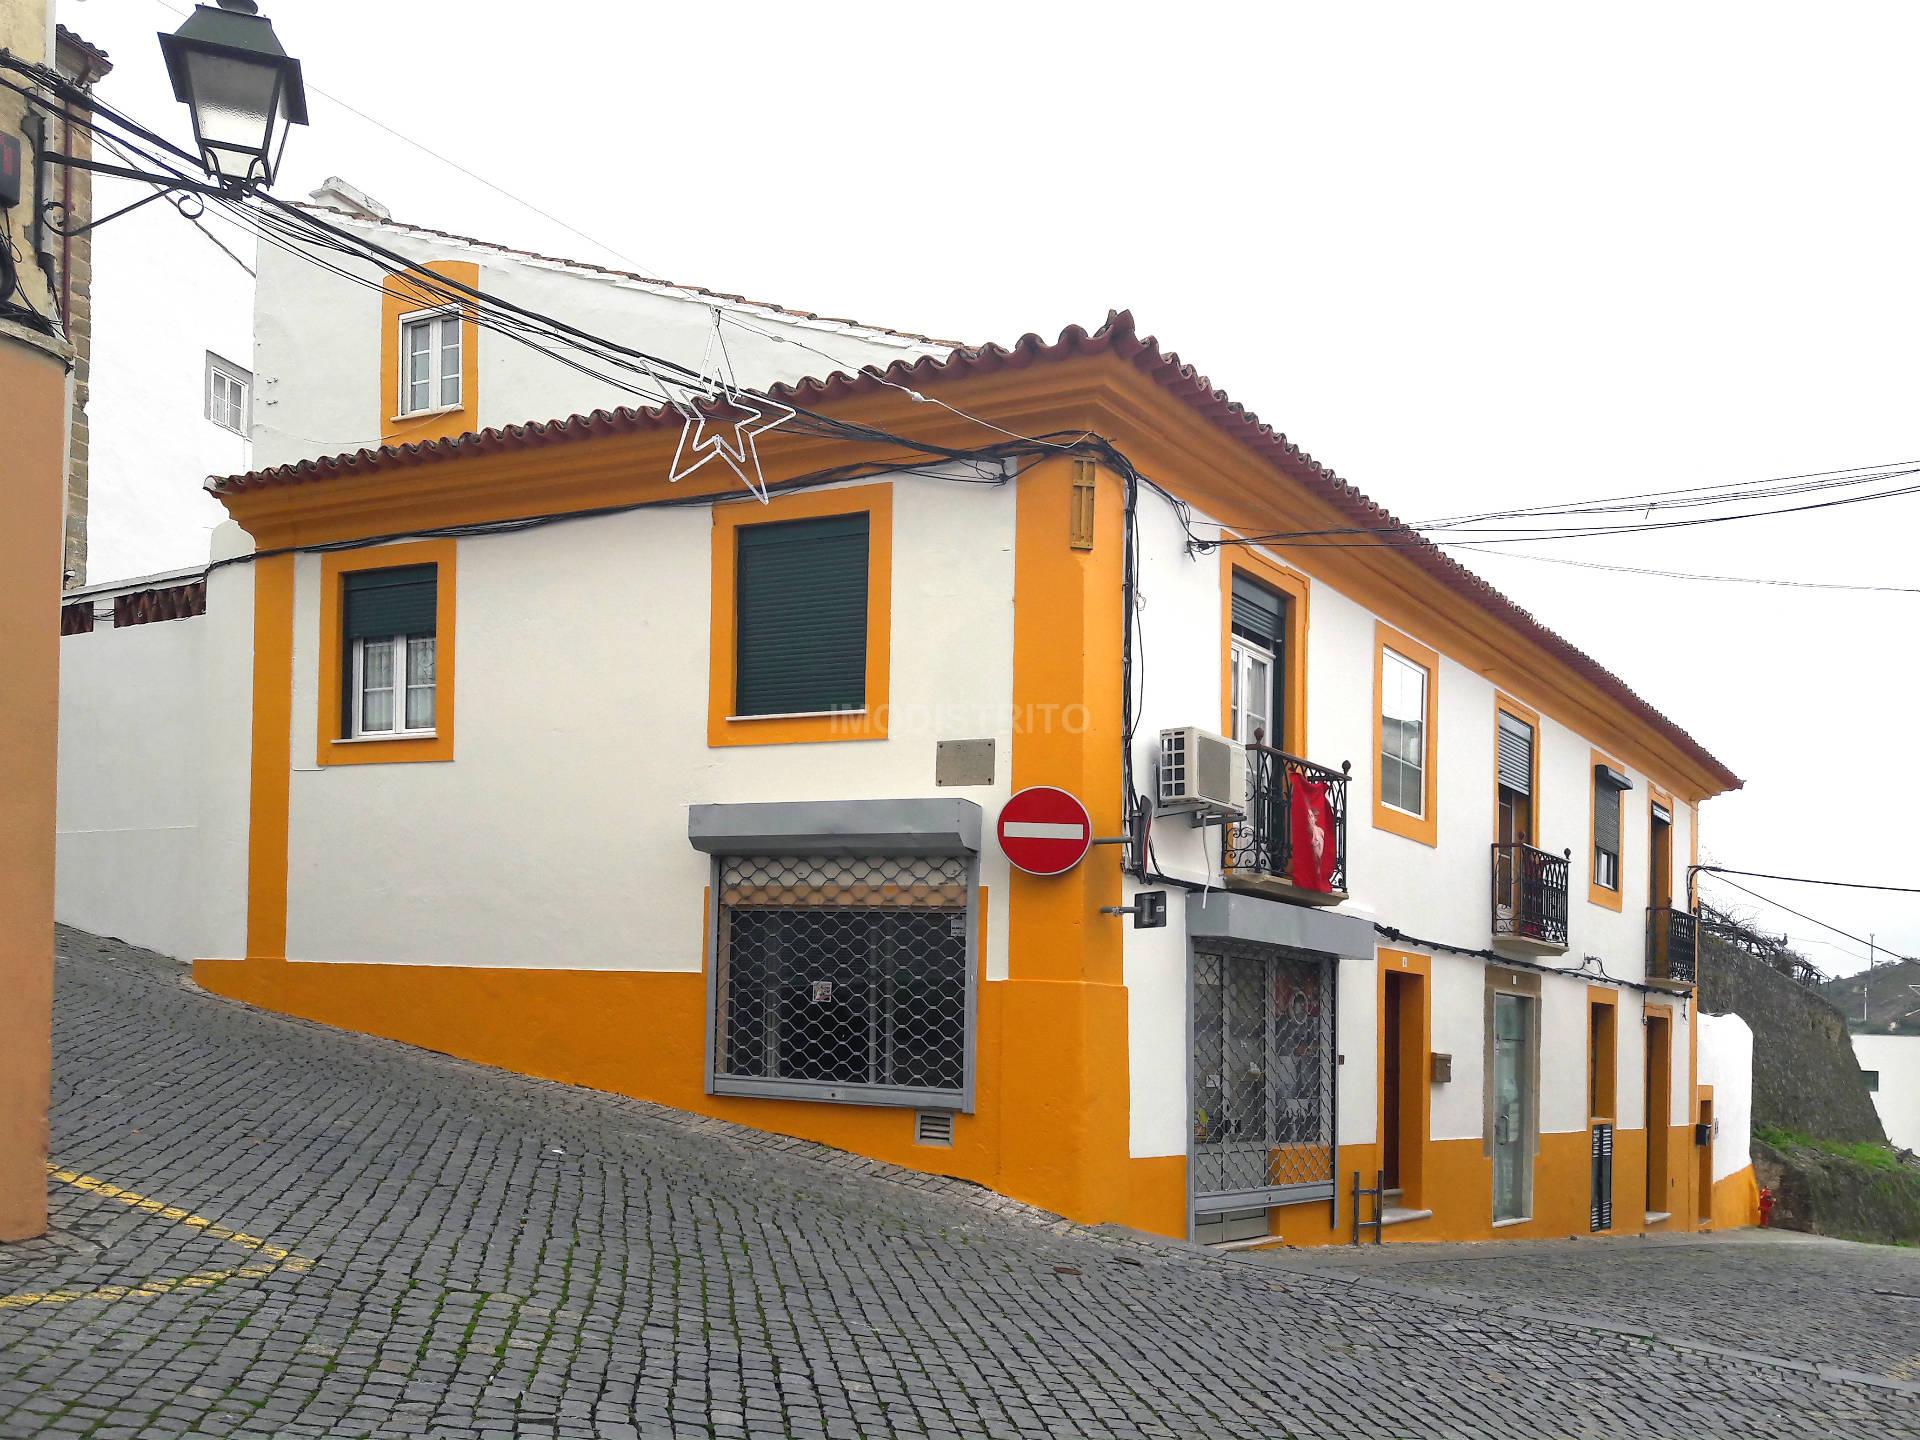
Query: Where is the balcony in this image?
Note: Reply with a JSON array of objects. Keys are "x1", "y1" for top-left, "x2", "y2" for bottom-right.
[
  {"x1": 1491, "y1": 843, "x2": 1571, "y2": 953},
  {"x1": 1646, "y1": 907, "x2": 1700, "y2": 989},
  {"x1": 1222, "y1": 745, "x2": 1349, "y2": 906}
]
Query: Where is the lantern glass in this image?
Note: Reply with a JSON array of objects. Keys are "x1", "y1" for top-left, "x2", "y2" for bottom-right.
[
  {"x1": 159, "y1": 1, "x2": 308, "y2": 190},
  {"x1": 182, "y1": 48, "x2": 282, "y2": 182}
]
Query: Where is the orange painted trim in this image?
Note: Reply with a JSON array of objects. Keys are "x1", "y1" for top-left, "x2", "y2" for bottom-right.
[
  {"x1": 1492, "y1": 692, "x2": 1542, "y2": 844},
  {"x1": 1218, "y1": 545, "x2": 1309, "y2": 755},
  {"x1": 246, "y1": 555, "x2": 295, "y2": 960},
  {"x1": 1372, "y1": 623, "x2": 1439, "y2": 847},
  {"x1": 380, "y1": 262, "x2": 480, "y2": 450},
  {"x1": 1648, "y1": 780, "x2": 1675, "y2": 914},
  {"x1": 706, "y1": 483, "x2": 892, "y2": 747},
  {"x1": 1586, "y1": 986, "x2": 1619, "y2": 1123},
  {"x1": 219, "y1": 357, "x2": 1731, "y2": 802},
  {"x1": 1588, "y1": 745, "x2": 1626, "y2": 910},
  {"x1": 315, "y1": 539, "x2": 458, "y2": 766},
  {"x1": 1376, "y1": 947, "x2": 1432, "y2": 1208}
]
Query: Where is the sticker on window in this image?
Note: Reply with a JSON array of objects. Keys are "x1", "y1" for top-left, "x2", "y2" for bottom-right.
[{"x1": 810, "y1": 980, "x2": 834, "y2": 1004}]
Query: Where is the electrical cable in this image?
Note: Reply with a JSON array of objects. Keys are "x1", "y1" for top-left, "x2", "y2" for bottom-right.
[
  {"x1": 1694, "y1": 866, "x2": 1920, "y2": 896},
  {"x1": 1445, "y1": 544, "x2": 1920, "y2": 596},
  {"x1": 1699, "y1": 874, "x2": 1918, "y2": 964}
]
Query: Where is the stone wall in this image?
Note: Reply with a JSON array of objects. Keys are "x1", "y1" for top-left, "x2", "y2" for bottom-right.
[{"x1": 1699, "y1": 933, "x2": 1886, "y2": 1144}]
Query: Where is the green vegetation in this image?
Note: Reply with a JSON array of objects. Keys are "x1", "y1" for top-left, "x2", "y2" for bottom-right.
[{"x1": 1756, "y1": 1125, "x2": 1906, "y2": 1173}]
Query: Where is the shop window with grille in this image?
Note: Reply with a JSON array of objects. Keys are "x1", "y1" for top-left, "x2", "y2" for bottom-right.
[{"x1": 711, "y1": 852, "x2": 973, "y2": 1109}]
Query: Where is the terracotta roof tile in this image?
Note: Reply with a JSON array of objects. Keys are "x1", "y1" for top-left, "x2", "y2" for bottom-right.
[
  {"x1": 213, "y1": 310, "x2": 1739, "y2": 792},
  {"x1": 54, "y1": 25, "x2": 112, "y2": 78}
]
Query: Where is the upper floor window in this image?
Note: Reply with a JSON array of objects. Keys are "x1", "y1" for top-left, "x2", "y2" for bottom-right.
[
  {"x1": 1380, "y1": 650, "x2": 1428, "y2": 815},
  {"x1": 343, "y1": 565, "x2": 437, "y2": 738},
  {"x1": 734, "y1": 512, "x2": 870, "y2": 718},
  {"x1": 399, "y1": 309, "x2": 462, "y2": 416},
  {"x1": 1590, "y1": 758, "x2": 1632, "y2": 907},
  {"x1": 205, "y1": 352, "x2": 251, "y2": 435},
  {"x1": 1229, "y1": 573, "x2": 1285, "y2": 746},
  {"x1": 1373, "y1": 625, "x2": 1438, "y2": 845},
  {"x1": 1864, "y1": 1070, "x2": 1880, "y2": 1092}
]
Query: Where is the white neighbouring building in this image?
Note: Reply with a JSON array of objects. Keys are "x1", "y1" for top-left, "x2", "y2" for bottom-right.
[{"x1": 56, "y1": 209, "x2": 1761, "y2": 1244}]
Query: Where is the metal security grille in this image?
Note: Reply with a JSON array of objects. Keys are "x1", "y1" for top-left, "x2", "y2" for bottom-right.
[
  {"x1": 1591, "y1": 1122, "x2": 1615, "y2": 1230},
  {"x1": 712, "y1": 853, "x2": 971, "y2": 1108},
  {"x1": 1192, "y1": 943, "x2": 1337, "y2": 1216}
]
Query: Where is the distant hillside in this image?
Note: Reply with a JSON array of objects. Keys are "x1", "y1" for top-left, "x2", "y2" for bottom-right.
[{"x1": 1820, "y1": 957, "x2": 1920, "y2": 1035}]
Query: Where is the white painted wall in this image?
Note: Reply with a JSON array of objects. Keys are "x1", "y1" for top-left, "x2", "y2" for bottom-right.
[
  {"x1": 55, "y1": 594, "x2": 207, "y2": 960},
  {"x1": 251, "y1": 213, "x2": 946, "y2": 472},
  {"x1": 85, "y1": 201, "x2": 252, "y2": 583},
  {"x1": 1699, "y1": 1011, "x2": 1755, "y2": 1181},
  {"x1": 1852, "y1": 1032, "x2": 1920, "y2": 1153},
  {"x1": 280, "y1": 472, "x2": 1014, "y2": 986},
  {"x1": 1121, "y1": 483, "x2": 1698, "y2": 1163}
]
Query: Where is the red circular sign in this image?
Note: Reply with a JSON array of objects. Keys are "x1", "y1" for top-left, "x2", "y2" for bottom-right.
[{"x1": 997, "y1": 786, "x2": 1094, "y2": 876}]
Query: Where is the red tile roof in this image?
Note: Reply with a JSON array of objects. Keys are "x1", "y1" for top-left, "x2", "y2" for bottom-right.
[
  {"x1": 213, "y1": 310, "x2": 1740, "y2": 793},
  {"x1": 54, "y1": 25, "x2": 112, "y2": 78}
]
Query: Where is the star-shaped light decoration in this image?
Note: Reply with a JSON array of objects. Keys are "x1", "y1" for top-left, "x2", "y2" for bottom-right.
[{"x1": 666, "y1": 312, "x2": 795, "y2": 503}]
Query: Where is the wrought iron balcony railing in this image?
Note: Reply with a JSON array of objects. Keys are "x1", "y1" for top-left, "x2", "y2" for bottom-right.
[
  {"x1": 1222, "y1": 744, "x2": 1350, "y2": 904},
  {"x1": 1491, "y1": 842, "x2": 1571, "y2": 950},
  {"x1": 1647, "y1": 906, "x2": 1700, "y2": 985}
]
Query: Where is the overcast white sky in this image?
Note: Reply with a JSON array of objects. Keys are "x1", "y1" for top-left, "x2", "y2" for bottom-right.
[{"x1": 66, "y1": 0, "x2": 1919, "y2": 973}]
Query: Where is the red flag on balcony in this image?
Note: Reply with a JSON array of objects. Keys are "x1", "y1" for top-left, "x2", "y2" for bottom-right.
[{"x1": 1289, "y1": 776, "x2": 1337, "y2": 892}]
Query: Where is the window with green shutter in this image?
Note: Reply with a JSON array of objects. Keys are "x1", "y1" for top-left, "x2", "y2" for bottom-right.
[
  {"x1": 734, "y1": 514, "x2": 869, "y2": 717},
  {"x1": 342, "y1": 565, "x2": 438, "y2": 738}
]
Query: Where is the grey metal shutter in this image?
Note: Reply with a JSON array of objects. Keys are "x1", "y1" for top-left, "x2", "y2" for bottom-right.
[
  {"x1": 1590, "y1": 1122, "x2": 1614, "y2": 1230},
  {"x1": 344, "y1": 565, "x2": 436, "y2": 640},
  {"x1": 1594, "y1": 782, "x2": 1620, "y2": 855},
  {"x1": 1230, "y1": 572, "x2": 1285, "y2": 648},
  {"x1": 736, "y1": 513, "x2": 869, "y2": 716},
  {"x1": 1496, "y1": 711, "x2": 1533, "y2": 795}
]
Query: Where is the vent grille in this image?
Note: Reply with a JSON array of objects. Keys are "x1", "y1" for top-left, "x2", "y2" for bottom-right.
[{"x1": 914, "y1": 1110, "x2": 955, "y2": 1147}]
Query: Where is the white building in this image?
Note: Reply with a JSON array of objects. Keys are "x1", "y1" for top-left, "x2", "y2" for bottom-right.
[
  {"x1": 1853, "y1": 1033, "x2": 1920, "y2": 1152},
  {"x1": 57, "y1": 209, "x2": 1758, "y2": 1245}
]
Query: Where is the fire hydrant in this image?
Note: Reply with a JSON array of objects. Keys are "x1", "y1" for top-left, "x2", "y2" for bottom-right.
[{"x1": 1758, "y1": 1186, "x2": 1775, "y2": 1227}]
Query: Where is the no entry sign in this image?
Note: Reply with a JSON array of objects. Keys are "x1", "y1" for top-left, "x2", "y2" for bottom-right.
[{"x1": 997, "y1": 786, "x2": 1093, "y2": 876}]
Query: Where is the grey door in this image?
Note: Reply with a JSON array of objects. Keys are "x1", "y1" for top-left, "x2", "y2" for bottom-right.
[{"x1": 1191, "y1": 943, "x2": 1337, "y2": 1237}]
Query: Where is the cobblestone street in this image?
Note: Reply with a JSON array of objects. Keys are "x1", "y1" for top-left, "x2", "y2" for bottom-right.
[{"x1": 2, "y1": 930, "x2": 1916, "y2": 1440}]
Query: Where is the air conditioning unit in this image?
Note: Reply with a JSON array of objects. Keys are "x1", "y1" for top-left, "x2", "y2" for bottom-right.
[{"x1": 1157, "y1": 726, "x2": 1247, "y2": 817}]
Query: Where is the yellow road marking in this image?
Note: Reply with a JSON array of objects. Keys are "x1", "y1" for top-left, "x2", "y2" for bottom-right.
[
  {"x1": 46, "y1": 1166, "x2": 305, "y2": 1265},
  {"x1": 0, "y1": 1165, "x2": 316, "y2": 1311}
]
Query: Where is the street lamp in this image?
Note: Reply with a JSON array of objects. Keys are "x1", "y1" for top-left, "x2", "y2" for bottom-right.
[{"x1": 158, "y1": 0, "x2": 307, "y2": 191}]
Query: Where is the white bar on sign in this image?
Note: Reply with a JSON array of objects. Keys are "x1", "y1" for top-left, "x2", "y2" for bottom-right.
[{"x1": 1003, "y1": 821, "x2": 1086, "y2": 840}]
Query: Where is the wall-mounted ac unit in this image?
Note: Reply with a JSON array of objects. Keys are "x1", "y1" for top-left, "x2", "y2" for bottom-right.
[{"x1": 1157, "y1": 726, "x2": 1247, "y2": 817}]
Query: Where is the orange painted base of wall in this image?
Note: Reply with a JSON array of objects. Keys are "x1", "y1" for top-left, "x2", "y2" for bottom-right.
[
  {"x1": 1711, "y1": 1164, "x2": 1762, "y2": 1230},
  {"x1": 194, "y1": 957, "x2": 1186, "y2": 1237},
  {"x1": 1267, "y1": 1124, "x2": 1705, "y2": 1245}
]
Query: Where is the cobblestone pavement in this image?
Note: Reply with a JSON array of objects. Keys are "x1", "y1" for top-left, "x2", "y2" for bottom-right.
[
  {"x1": 0, "y1": 930, "x2": 1914, "y2": 1440},
  {"x1": 1251, "y1": 1228, "x2": 1920, "y2": 1384}
]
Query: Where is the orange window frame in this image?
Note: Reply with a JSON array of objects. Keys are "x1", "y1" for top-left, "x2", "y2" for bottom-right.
[
  {"x1": 1373, "y1": 623, "x2": 1438, "y2": 846},
  {"x1": 381, "y1": 260, "x2": 480, "y2": 449},
  {"x1": 1218, "y1": 547, "x2": 1309, "y2": 755},
  {"x1": 707, "y1": 482, "x2": 893, "y2": 747},
  {"x1": 1588, "y1": 745, "x2": 1627, "y2": 910},
  {"x1": 317, "y1": 538, "x2": 458, "y2": 767}
]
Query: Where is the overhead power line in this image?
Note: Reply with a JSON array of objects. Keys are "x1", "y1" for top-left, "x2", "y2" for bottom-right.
[
  {"x1": 144, "y1": 0, "x2": 662, "y2": 279},
  {"x1": 1695, "y1": 865, "x2": 1920, "y2": 896},
  {"x1": 1701, "y1": 873, "x2": 1918, "y2": 965},
  {"x1": 1447, "y1": 544, "x2": 1920, "y2": 595}
]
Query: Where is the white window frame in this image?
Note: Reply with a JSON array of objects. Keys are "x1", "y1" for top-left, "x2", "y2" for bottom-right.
[
  {"x1": 396, "y1": 307, "x2": 463, "y2": 418},
  {"x1": 349, "y1": 632, "x2": 437, "y2": 739},
  {"x1": 205, "y1": 352, "x2": 251, "y2": 436},
  {"x1": 1379, "y1": 647, "x2": 1429, "y2": 819},
  {"x1": 1229, "y1": 635, "x2": 1276, "y2": 746}
]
